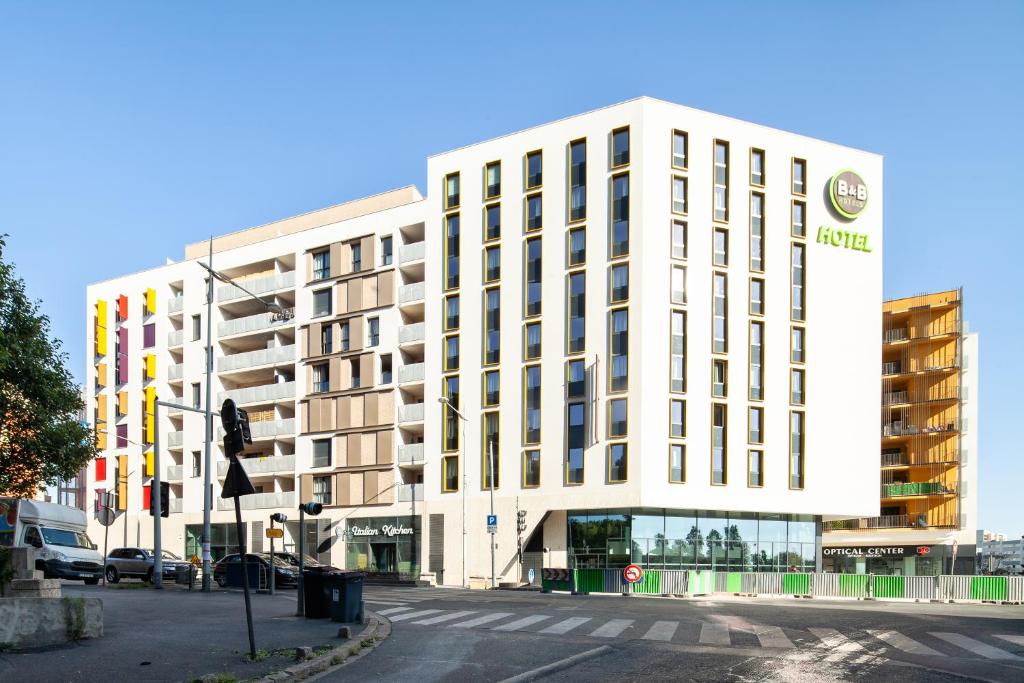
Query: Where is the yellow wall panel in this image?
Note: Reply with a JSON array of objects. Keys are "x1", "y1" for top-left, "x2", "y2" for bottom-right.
[
  {"x1": 97, "y1": 394, "x2": 108, "y2": 423},
  {"x1": 95, "y1": 300, "x2": 108, "y2": 356},
  {"x1": 145, "y1": 386, "x2": 156, "y2": 443},
  {"x1": 145, "y1": 451, "x2": 154, "y2": 477},
  {"x1": 145, "y1": 354, "x2": 156, "y2": 379},
  {"x1": 145, "y1": 288, "x2": 156, "y2": 314},
  {"x1": 96, "y1": 362, "x2": 108, "y2": 388},
  {"x1": 117, "y1": 454, "x2": 128, "y2": 510},
  {"x1": 117, "y1": 390, "x2": 128, "y2": 415},
  {"x1": 96, "y1": 428, "x2": 107, "y2": 450}
]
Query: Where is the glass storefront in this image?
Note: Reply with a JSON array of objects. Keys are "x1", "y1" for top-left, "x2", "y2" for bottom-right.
[
  {"x1": 186, "y1": 523, "x2": 239, "y2": 563},
  {"x1": 342, "y1": 515, "x2": 421, "y2": 578},
  {"x1": 568, "y1": 508, "x2": 819, "y2": 572},
  {"x1": 823, "y1": 544, "x2": 976, "y2": 576}
]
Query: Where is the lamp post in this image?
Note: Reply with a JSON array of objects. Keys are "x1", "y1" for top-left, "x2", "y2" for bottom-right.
[{"x1": 438, "y1": 396, "x2": 468, "y2": 588}]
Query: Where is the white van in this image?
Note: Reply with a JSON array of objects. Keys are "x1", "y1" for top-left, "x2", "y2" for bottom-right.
[{"x1": 0, "y1": 498, "x2": 103, "y2": 584}]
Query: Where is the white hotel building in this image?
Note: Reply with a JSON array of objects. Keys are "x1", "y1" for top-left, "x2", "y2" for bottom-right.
[{"x1": 84, "y1": 97, "x2": 883, "y2": 585}]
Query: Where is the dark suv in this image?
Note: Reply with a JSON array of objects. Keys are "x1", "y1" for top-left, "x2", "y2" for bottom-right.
[{"x1": 105, "y1": 547, "x2": 187, "y2": 583}]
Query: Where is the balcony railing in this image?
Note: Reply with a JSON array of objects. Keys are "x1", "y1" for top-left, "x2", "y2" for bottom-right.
[
  {"x1": 880, "y1": 451, "x2": 908, "y2": 467},
  {"x1": 216, "y1": 418, "x2": 295, "y2": 440},
  {"x1": 168, "y1": 330, "x2": 184, "y2": 347},
  {"x1": 398, "y1": 322, "x2": 425, "y2": 344},
  {"x1": 398, "y1": 362, "x2": 425, "y2": 385},
  {"x1": 398, "y1": 282, "x2": 424, "y2": 305},
  {"x1": 217, "y1": 271, "x2": 295, "y2": 303},
  {"x1": 216, "y1": 491, "x2": 294, "y2": 511},
  {"x1": 882, "y1": 420, "x2": 959, "y2": 437},
  {"x1": 167, "y1": 431, "x2": 184, "y2": 448},
  {"x1": 883, "y1": 328, "x2": 908, "y2": 343},
  {"x1": 881, "y1": 482, "x2": 956, "y2": 498},
  {"x1": 397, "y1": 483, "x2": 423, "y2": 502},
  {"x1": 398, "y1": 402, "x2": 424, "y2": 423},
  {"x1": 219, "y1": 344, "x2": 296, "y2": 373},
  {"x1": 884, "y1": 321, "x2": 960, "y2": 343},
  {"x1": 166, "y1": 465, "x2": 183, "y2": 481},
  {"x1": 398, "y1": 443, "x2": 424, "y2": 465},
  {"x1": 218, "y1": 310, "x2": 295, "y2": 338},
  {"x1": 882, "y1": 362, "x2": 902, "y2": 376},
  {"x1": 168, "y1": 296, "x2": 184, "y2": 314},
  {"x1": 216, "y1": 453, "x2": 296, "y2": 477},
  {"x1": 217, "y1": 380, "x2": 295, "y2": 406},
  {"x1": 168, "y1": 363, "x2": 184, "y2": 381},
  {"x1": 882, "y1": 391, "x2": 909, "y2": 405},
  {"x1": 399, "y1": 241, "x2": 425, "y2": 264},
  {"x1": 825, "y1": 513, "x2": 959, "y2": 532}
]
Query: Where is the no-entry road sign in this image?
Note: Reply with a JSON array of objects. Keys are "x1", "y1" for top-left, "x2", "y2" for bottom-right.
[{"x1": 623, "y1": 564, "x2": 644, "y2": 584}]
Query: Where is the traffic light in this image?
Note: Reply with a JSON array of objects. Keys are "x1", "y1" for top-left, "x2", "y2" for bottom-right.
[
  {"x1": 220, "y1": 399, "x2": 252, "y2": 457},
  {"x1": 270, "y1": 513, "x2": 288, "y2": 524},
  {"x1": 149, "y1": 481, "x2": 170, "y2": 518},
  {"x1": 517, "y1": 510, "x2": 527, "y2": 533},
  {"x1": 299, "y1": 502, "x2": 323, "y2": 516}
]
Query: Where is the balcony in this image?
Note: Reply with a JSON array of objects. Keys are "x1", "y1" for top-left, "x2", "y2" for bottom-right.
[
  {"x1": 398, "y1": 443, "x2": 424, "y2": 465},
  {"x1": 883, "y1": 328, "x2": 909, "y2": 343},
  {"x1": 882, "y1": 362, "x2": 902, "y2": 376},
  {"x1": 398, "y1": 323, "x2": 425, "y2": 344},
  {"x1": 398, "y1": 363, "x2": 425, "y2": 385},
  {"x1": 218, "y1": 310, "x2": 295, "y2": 338},
  {"x1": 169, "y1": 499, "x2": 184, "y2": 514},
  {"x1": 217, "y1": 381, "x2": 295, "y2": 406},
  {"x1": 168, "y1": 363, "x2": 184, "y2": 381},
  {"x1": 825, "y1": 515, "x2": 909, "y2": 531},
  {"x1": 397, "y1": 483, "x2": 423, "y2": 502},
  {"x1": 167, "y1": 431, "x2": 184, "y2": 448},
  {"x1": 882, "y1": 391, "x2": 909, "y2": 406},
  {"x1": 881, "y1": 482, "x2": 955, "y2": 498},
  {"x1": 398, "y1": 403, "x2": 424, "y2": 424},
  {"x1": 398, "y1": 282, "x2": 424, "y2": 305},
  {"x1": 168, "y1": 330, "x2": 184, "y2": 348},
  {"x1": 216, "y1": 491, "x2": 294, "y2": 511},
  {"x1": 882, "y1": 420, "x2": 959, "y2": 437},
  {"x1": 219, "y1": 345, "x2": 296, "y2": 373},
  {"x1": 218, "y1": 271, "x2": 295, "y2": 303},
  {"x1": 166, "y1": 465, "x2": 183, "y2": 482},
  {"x1": 216, "y1": 453, "x2": 296, "y2": 477},
  {"x1": 168, "y1": 296, "x2": 184, "y2": 315},
  {"x1": 216, "y1": 418, "x2": 295, "y2": 440},
  {"x1": 881, "y1": 451, "x2": 908, "y2": 467},
  {"x1": 399, "y1": 241, "x2": 425, "y2": 264}
]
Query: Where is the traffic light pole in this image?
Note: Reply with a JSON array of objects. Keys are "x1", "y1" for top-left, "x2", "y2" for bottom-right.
[{"x1": 153, "y1": 399, "x2": 163, "y2": 588}]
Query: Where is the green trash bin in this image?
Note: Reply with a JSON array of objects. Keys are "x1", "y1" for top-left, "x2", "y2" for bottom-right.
[{"x1": 327, "y1": 571, "x2": 366, "y2": 623}]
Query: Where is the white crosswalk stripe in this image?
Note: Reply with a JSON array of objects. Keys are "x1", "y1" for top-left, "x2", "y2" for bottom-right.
[
  {"x1": 538, "y1": 617, "x2": 591, "y2": 635},
  {"x1": 995, "y1": 635, "x2": 1024, "y2": 647},
  {"x1": 699, "y1": 621, "x2": 731, "y2": 645},
  {"x1": 642, "y1": 621, "x2": 678, "y2": 641},
  {"x1": 867, "y1": 630, "x2": 944, "y2": 657},
  {"x1": 388, "y1": 609, "x2": 444, "y2": 622},
  {"x1": 930, "y1": 632, "x2": 1022, "y2": 661},
  {"x1": 493, "y1": 615, "x2": 551, "y2": 631},
  {"x1": 712, "y1": 615, "x2": 794, "y2": 649},
  {"x1": 412, "y1": 610, "x2": 477, "y2": 625},
  {"x1": 448, "y1": 612, "x2": 514, "y2": 629},
  {"x1": 377, "y1": 606, "x2": 414, "y2": 616},
  {"x1": 364, "y1": 600, "x2": 409, "y2": 606},
  {"x1": 590, "y1": 619, "x2": 634, "y2": 638}
]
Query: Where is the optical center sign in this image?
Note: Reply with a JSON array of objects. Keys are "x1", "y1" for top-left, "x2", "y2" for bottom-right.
[{"x1": 817, "y1": 168, "x2": 874, "y2": 253}]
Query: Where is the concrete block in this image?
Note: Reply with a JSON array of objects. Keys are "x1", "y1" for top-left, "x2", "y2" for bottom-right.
[
  {"x1": 295, "y1": 646, "x2": 314, "y2": 661},
  {"x1": 8, "y1": 548, "x2": 41, "y2": 580},
  {"x1": 9, "y1": 579, "x2": 62, "y2": 599},
  {"x1": 336, "y1": 626, "x2": 352, "y2": 639},
  {"x1": 0, "y1": 597, "x2": 103, "y2": 648}
]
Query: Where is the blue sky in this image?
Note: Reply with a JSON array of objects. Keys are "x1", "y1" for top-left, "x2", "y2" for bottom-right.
[{"x1": 1, "y1": 2, "x2": 1021, "y2": 538}]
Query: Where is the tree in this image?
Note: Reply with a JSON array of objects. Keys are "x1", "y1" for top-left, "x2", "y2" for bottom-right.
[{"x1": 0, "y1": 235, "x2": 95, "y2": 498}]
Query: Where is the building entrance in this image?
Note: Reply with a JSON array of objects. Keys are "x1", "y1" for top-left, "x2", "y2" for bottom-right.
[{"x1": 371, "y1": 543, "x2": 397, "y2": 573}]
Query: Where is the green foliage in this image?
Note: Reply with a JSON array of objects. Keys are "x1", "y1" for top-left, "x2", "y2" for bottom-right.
[
  {"x1": 62, "y1": 596, "x2": 87, "y2": 640},
  {"x1": 0, "y1": 235, "x2": 95, "y2": 497}
]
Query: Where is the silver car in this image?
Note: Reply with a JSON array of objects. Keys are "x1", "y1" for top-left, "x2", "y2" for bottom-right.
[{"x1": 105, "y1": 547, "x2": 186, "y2": 583}]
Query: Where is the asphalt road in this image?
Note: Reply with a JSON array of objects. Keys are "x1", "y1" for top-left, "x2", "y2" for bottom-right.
[{"x1": 323, "y1": 586, "x2": 1024, "y2": 682}]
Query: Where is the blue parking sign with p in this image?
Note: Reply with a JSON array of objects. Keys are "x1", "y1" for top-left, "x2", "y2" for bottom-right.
[{"x1": 487, "y1": 515, "x2": 497, "y2": 526}]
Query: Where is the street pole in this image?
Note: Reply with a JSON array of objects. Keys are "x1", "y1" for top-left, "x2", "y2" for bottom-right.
[
  {"x1": 269, "y1": 516, "x2": 276, "y2": 596},
  {"x1": 153, "y1": 399, "x2": 163, "y2": 588},
  {"x1": 202, "y1": 238, "x2": 214, "y2": 591},
  {"x1": 233, "y1": 493, "x2": 256, "y2": 659},
  {"x1": 296, "y1": 506, "x2": 305, "y2": 616},
  {"x1": 488, "y1": 438, "x2": 496, "y2": 590},
  {"x1": 102, "y1": 494, "x2": 111, "y2": 586},
  {"x1": 461, "y1": 417, "x2": 467, "y2": 589}
]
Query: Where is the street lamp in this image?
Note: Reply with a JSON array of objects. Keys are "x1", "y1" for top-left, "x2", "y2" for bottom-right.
[{"x1": 438, "y1": 396, "x2": 468, "y2": 588}]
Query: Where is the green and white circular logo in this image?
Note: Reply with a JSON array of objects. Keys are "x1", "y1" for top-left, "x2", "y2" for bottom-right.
[{"x1": 829, "y1": 169, "x2": 868, "y2": 219}]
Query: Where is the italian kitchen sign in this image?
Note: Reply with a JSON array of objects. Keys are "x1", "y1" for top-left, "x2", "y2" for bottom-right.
[
  {"x1": 823, "y1": 545, "x2": 933, "y2": 558},
  {"x1": 340, "y1": 521, "x2": 414, "y2": 539}
]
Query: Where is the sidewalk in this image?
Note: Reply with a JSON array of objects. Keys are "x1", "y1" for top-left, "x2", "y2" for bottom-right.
[{"x1": 0, "y1": 582, "x2": 364, "y2": 683}]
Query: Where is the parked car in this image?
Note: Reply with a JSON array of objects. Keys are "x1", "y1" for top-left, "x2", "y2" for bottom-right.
[
  {"x1": 268, "y1": 551, "x2": 322, "y2": 568},
  {"x1": 105, "y1": 547, "x2": 188, "y2": 583},
  {"x1": 213, "y1": 553, "x2": 299, "y2": 588}
]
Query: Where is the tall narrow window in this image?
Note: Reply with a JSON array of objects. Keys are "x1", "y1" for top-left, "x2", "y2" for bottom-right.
[
  {"x1": 712, "y1": 359, "x2": 727, "y2": 398},
  {"x1": 791, "y1": 368, "x2": 805, "y2": 405},
  {"x1": 483, "y1": 411, "x2": 499, "y2": 489},
  {"x1": 313, "y1": 476, "x2": 332, "y2": 505},
  {"x1": 713, "y1": 273, "x2": 728, "y2": 353},
  {"x1": 321, "y1": 325, "x2": 333, "y2": 355},
  {"x1": 610, "y1": 264, "x2": 628, "y2": 303},
  {"x1": 791, "y1": 326, "x2": 805, "y2": 363},
  {"x1": 791, "y1": 200, "x2": 806, "y2": 237},
  {"x1": 567, "y1": 272, "x2": 585, "y2": 353},
  {"x1": 608, "y1": 444, "x2": 627, "y2": 482},
  {"x1": 443, "y1": 376, "x2": 460, "y2": 451},
  {"x1": 790, "y1": 411, "x2": 805, "y2": 489},
  {"x1": 672, "y1": 220, "x2": 687, "y2": 260},
  {"x1": 192, "y1": 314, "x2": 201, "y2": 341},
  {"x1": 568, "y1": 227, "x2": 586, "y2": 266},
  {"x1": 443, "y1": 455, "x2": 459, "y2": 492},
  {"x1": 750, "y1": 278, "x2": 765, "y2": 316},
  {"x1": 350, "y1": 358, "x2": 361, "y2": 389},
  {"x1": 671, "y1": 310, "x2": 686, "y2": 393},
  {"x1": 611, "y1": 127, "x2": 630, "y2": 167},
  {"x1": 669, "y1": 444, "x2": 685, "y2": 483},
  {"x1": 445, "y1": 172, "x2": 460, "y2": 209},
  {"x1": 672, "y1": 130, "x2": 688, "y2": 169},
  {"x1": 750, "y1": 192, "x2": 764, "y2": 272},
  {"x1": 792, "y1": 158, "x2": 806, "y2": 195},
  {"x1": 484, "y1": 245, "x2": 501, "y2": 283},
  {"x1": 611, "y1": 173, "x2": 629, "y2": 256},
  {"x1": 672, "y1": 176, "x2": 688, "y2": 214},
  {"x1": 485, "y1": 161, "x2": 501, "y2": 199},
  {"x1": 312, "y1": 363, "x2": 329, "y2": 393},
  {"x1": 748, "y1": 407, "x2": 763, "y2": 444},
  {"x1": 444, "y1": 335, "x2": 459, "y2": 371},
  {"x1": 750, "y1": 321, "x2": 764, "y2": 401},
  {"x1": 313, "y1": 250, "x2": 330, "y2": 280},
  {"x1": 525, "y1": 238, "x2": 542, "y2": 316},
  {"x1": 312, "y1": 439, "x2": 332, "y2": 468},
  {"x1": 524, "y1": 366, "x2": 541, "y2": 444},
  {"x1": 191, "y1": 383, "x2": 201, "y2": 409},
  {"x1": 714, "y1": 140, "x2": 729, "y2": 222},
  {"x1": 445, "y1": 213, "x2": 460, "y2": 290},
  {"x1": 526, "y1": 151, "x2": 542, "y2": 189},
  {"x1": 525, "y1": 193, "x2": 543, "y2": 231},
  {"x1": 484, "y1": 288, "x2": 500, "y2": 365},
  {"x1": 367, "y1": 318, "x2": 380, "y2": 347},
  {"x1": 609, "y1": 308, "x2": 628, "y2": 391},
  {"x1": 748, "y1": 450, "x2": 764, "y2": 487},
  {"x1": 569, "y1": 140, "x2": 587, "y2": 221},
  {"x1": 340, "y1": 322, "x2": 350, "y2": 351},
  {"x1": 566, "y1": 402, "x2": 585, "y2": 484},
  {"x1": 608, "y1": 398, "x2": 627, "y2": 437},
  {"x1": 712, "y1": 404, "x2": 727, "y2": 485},
  {"x1": 381, "y1": 354, "x2": 392, "y2": 384},
  {"x1": 671, "y1": 266, "x2": 687, "y2": 305},
  {"x1": 485, "y1": 204, "x2": 501, "y2": 241},
  {"x1": 351, "y1": 243, "x2": 362, "y2": 272},
  {"x1": 445, "y1": 295, "x2": 460, "y2": 331},
  {"x1": 713, "y1": 227, "x2": 728, "y2": 267},
  {"x1": 567, "y1": 359, "x2": 585, "y2": 399},
  {"x1": 670, "y1": 399, "x2": 685, "y2": 437},
  {"x1": 381, "y1": 236, "x2": 393, "y2": 266},
  {"x1": 524, "y1": 322, "x2": 541, "y2": 360},
  {"x1": 791, "y1": 243, "x2": 805, "y2": 321},
  {"x1": 523, "y1": 450, "x2": 540, "y2": 488},
  {"x1": 750, "y1": 148, "x2": 765, "y2": 186},
  {"x1": 483, "y1": 370, "x2": 500, "y2": 407}
]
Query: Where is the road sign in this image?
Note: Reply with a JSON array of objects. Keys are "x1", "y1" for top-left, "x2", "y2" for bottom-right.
[
  {"x1": 190, "y1": 554, "x2": 201, "y2": 567},
  {"x1": 487, "y1": 514, "x2": 497, "y2": 534},
  {"x1": 528, "y1": 568, "x2": 536, "y2": 584},
  {"x1": 623, "y1": 564, "x2": 644, "y2": 584},
  {"x1": 265, "y1": 528, "x2": 284, "y2": 539}
]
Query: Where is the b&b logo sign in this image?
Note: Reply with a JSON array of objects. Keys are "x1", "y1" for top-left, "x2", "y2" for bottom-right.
[{"x1": 829, "y1": 169, "x2": 868, "y2": 219}]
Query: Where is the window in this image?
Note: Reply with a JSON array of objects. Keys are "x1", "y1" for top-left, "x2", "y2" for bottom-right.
[
  {"x1": 349, "y1": 358, "x2": 361, "y2": 389},
  {"x1": 381, "y1": 237, "x2": 393, "y2": 266},
  {"x1": 351, "y1": 243, "x2": 362, "y2": 272},
  {"x1": 790, "y1": 411, "x2": 805, "y2": 489},
  {"x1": 611, "y1": 127, "x2": 629, "y2": 167},
  {"x1": 791, "y1": 243, "x2": 805, "y2": 321},
  {"x1": 792, "y1": 158, "x2": 806, "y2": 195},
  {"x1": 192, "y1": 451, "x2": 201, "y2": 478},
  {"x1": 568, "y1": 227, "x2": 586, "y2": 266},
  {"x1": 671, "y1": 265, "x2": 687, "y2": 305},
  {"x1": 791, "y1": 368, "x2": 805, "y2": 405},
  {"x1": 713, "y1": 273, "x2": 727, "y2": 353},
  {"x1": 522, "y1": 450, "x2": 540, "y2": 488},
  {"x1": 672, "y1": 176, "x2": 688, "y2": 214},
  {"x1": 609, "y1": 308, "x2": 628, "y2": 391},
  {"x1": 791, "y1": 326, "x2": 805, "y2": 363},
  {"x1": 313, "y1": 363, "x2": 329, "y2": 393},
  {"x1": 569, "y1": 139, "x2": 586, "y2": 221},
  {"x1": 567, "y1": 359, "x2": 585, "y2": 399},
  {"x1": 192, "y1": 315, "x2": 201, "y2": 341},
  {"x1": 483, "y1": 370, "x2": 500, "y2": 407},
  {"x1": 484, "y1": 246, "x2": 501, "y2": 282},
  {"x1": 482, "y1": 412, "x2": 499, "y2": 489},
  {"x1": 312, "y1": 439, "x2": 331, "y2": 468},
  {"x1": 444, "y1": 335, "x2": 460, "y2": 371},
  {"x1": 567, "y1": 272, "x2": 585, "y2": 354},
  {"x1": 444, "y1": 295, "x2": 460, "y2": 330},
  {"x1": 321, "y1": 325, "x2": 333, "y2": 354},
  {"x1": 313, "y1": 250, "x2": 330, "y2": 280},
  {"x1": 525, "y1": 193, "x2": 542, "y2": 231},
  {"x1": 525, "y1": 150, "x2": 542, "y2": 189},
  {"x1": 525, "y1": 238, "x2": 542, "y2": 316},
  {"x1": 609, "y1": 398, "x2": 627, "y2": 437},
  {"x1": 610, "y1": 264, "x2": 628, "y2": 302},
  {"x1": 484, "y1": 288, "x2": 500, "y2": 365},
  {"x1": 340, "y1": 322, "x2": 350, "y2": 351},
  {"x1": 671, "y1": 311, "x2": 686, "y2": 393},
  {"x1": 714, "y1": 140, "x2": 729, "y2": 222},
  {"x1": 750, "y1": 148, "x2": 765, "y2": 186},
  {"x1": 749, "y1": 406, "x2": 763, "y2": 444},
  {"x1": 750, "y1": 192, "x2": 764, "y2": 272},
  {"x1": 670, "y1": 399, "x2": 685, "y2": 437},
  {"x1": 712, "y1": 359, "x2": 727, "y2": 397},
  {"x1": 713, "y1": 227, "x2": 728, "y2": 267},
  {"x1": 443, "y1": 376, "x2": 460, "y2": 451},
  {"x1": 611, "y1": 173, "x2": 629, "y2": 256},
  {"x1": 792, "y1": 200, "x2": 806, "y2": 237},
  {"x1": 667, "y1": 446, "x2": 684, "y2": 483},
  {"x1": 381, "y1": 354, "x2": 392, "y2": 384},
  {"x1": 485, "y1": 204, "x2": 501, "y2": 241},
  {"x1": 524, "y1": 366, "x2": 541, "y2": 444},
  {"x1": 608, "y1": 443, "x2": 627, "y2": 482},
  {"x1": 367, "y1": 318, "x2": 379, "y2": 347},
  {"x1": 445, "y1": 214, "x2": 460, "y2": 290},
  {"x1": 750, "y1": 321, "x2": 764, "y2": 401},
  {"x1": 672, "y1": 220, "x2": 687, "y2": 260},
  {"x1": 445, "y1": 172, "x2": 460, "y2": 209},
  {"x1": 143, "y1": 323, "x2": 155, "y2": 349},
  {"x1": 313, "y1": 288, "x2": 332, "y2": 317},
  {"x1": 566, "y1": 402, "x2": 585, "y2": 484},
  {"x1": 443, "y1": 455, "x2": 459, "y2": 492},
  {"x1": 313, "y1": 476, "x2": 331, "y2": 505},
  {"x1": 712, "y1": 404, "x2": 727, "y2": 485},
  {"x1": 485, "y1": 161, "x2": 501, "y2": 199},
  {"x1": 750, "y1": 279, "x2": 764, "y2": 316},
  {"x1": 524, "y1": 322, "x2": 541, "y2": 360},
  {"x1": 672, "y1": 130, "x2": 688, "y2": 169},
  {"x1": 191, "y1": 383, "x2": 201, "y2": 409},
  {"x1": 748, "y1": 450, "x2": 764, "y2": 487}
]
